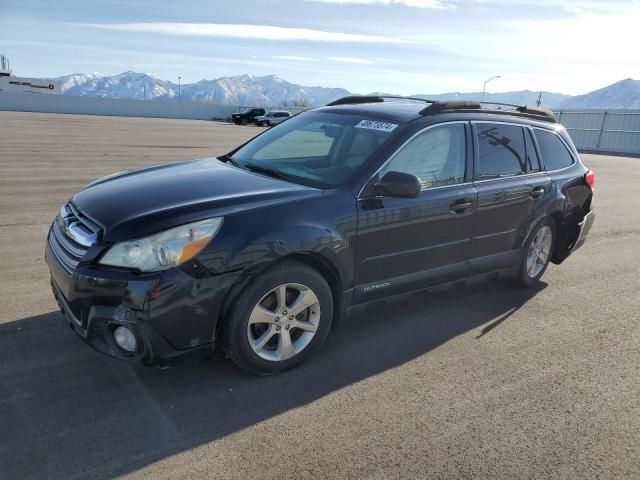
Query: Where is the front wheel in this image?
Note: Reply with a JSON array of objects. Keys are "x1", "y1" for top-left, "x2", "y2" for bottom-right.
[
  {"x1": 513, "y1": 219, "x2": 555, "y2": 287},
  {"x1": 221, "y1": 261, "x2": 333, "y2": 375}
]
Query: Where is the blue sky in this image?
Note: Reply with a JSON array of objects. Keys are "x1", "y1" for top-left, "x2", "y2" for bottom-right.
[{"x1": 1, "y1": 0, "x2": 639, "y2": 95}]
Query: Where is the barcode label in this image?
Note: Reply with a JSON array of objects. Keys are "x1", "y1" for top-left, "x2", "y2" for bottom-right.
[{"x1": 355, "y1": 120, "x2": 399, "y2": 132}]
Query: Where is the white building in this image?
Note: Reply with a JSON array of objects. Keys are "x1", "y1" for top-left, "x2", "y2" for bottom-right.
[{"x1": 0, "y1": 55, "x2": 61, "y2": 94}]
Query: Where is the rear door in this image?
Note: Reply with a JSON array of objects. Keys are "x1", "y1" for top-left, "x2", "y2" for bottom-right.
[
  {"x1": 354, "y1": 122, "x2": 477, "y2": 302},
  {"x1": 470, "y1": 122, "x2": 551, "y2": 272}
]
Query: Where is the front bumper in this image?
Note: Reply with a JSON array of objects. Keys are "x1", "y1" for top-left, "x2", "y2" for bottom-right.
[{"x1": 45, "y1": 240, "x2": 240, "y2": 365}]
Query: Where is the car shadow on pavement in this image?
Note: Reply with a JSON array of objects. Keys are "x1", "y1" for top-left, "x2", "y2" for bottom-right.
[{"x1": 0, "y1": 279, "x2": 546, "y2": 479}]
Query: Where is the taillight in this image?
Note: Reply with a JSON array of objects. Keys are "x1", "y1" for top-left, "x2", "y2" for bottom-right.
[{"x1": 584, "y1": 169, "x2": 595, "y2": 192}]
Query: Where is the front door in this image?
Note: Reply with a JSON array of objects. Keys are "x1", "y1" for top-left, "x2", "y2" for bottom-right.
[{"x1": 354, "y1": 122, "x2": 477, "y2": 303}]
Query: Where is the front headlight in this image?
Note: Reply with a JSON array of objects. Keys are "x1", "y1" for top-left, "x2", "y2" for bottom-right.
[{"x1": 99, "y1": 217, "x2": 223, "y2": 272}]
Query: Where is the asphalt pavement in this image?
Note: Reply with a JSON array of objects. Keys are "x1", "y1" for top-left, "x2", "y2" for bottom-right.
[{"x1": 0, "y1": 112, "x2": 638, "y2": 479}]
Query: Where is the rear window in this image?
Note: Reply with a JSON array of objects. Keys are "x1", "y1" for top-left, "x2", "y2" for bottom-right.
[
  {"x1": 534, "y1": 129, "x2": 575, "y2": 171},
  {"x1": 475, "y1": 123, "x2": 527, "y2": 178}
]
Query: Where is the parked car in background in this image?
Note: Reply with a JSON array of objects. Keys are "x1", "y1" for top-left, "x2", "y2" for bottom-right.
[
  {"x1": 46, "y1": 96, "x2": 595, "y2": 375},
  {"x1": 255, "y1": 111, "x2": 292, "y2": 127},
  {"x1": 231, "y1": 108, "x2": 266, "y2": 125}
]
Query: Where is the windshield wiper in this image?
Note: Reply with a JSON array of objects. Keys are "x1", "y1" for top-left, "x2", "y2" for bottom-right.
[
  {"x1": 243, "y1": 163, "x2": 298, "y2": 183},
  {"x1": 218, "y1": 154, "x2": 242, "y2": 168}
]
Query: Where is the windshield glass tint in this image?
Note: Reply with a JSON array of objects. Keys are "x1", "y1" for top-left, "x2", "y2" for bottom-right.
[{"x1": 231, "y1": 112, "x2": 399, "y2": 188}]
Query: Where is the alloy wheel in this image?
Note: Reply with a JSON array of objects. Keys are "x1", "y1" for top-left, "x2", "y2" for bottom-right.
[
  {"x1": 526, "y1": 225, "x2": 552, "y2": 278},
  {"x1": 246, "y1": 283, "x2": 321, "y2": 361}
]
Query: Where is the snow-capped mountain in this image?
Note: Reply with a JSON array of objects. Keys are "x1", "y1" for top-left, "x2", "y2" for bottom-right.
[
  {"x1": 55, "y1": 71, "x2": 177, "y2": 100},
  {"x1": 55, "y1": 73, "x2": 105, "y2": 93},
  {"x1": 52, "y1": 71, "x2": 640, "y2": 109},
  {"x1": 555, "y1": 79, "x2": 640, "y2": 109},
  {"x1": 54, "y1": 71, "x2": 349, "y2": 107}
]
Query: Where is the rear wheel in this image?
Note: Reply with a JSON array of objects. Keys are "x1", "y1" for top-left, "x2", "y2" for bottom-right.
[
  {"x1": 513, "y1": 219, "x2": 555, "y2": 287},
  {"x1": 221, "y1": 261, "x2": 333, "y2": 375}
]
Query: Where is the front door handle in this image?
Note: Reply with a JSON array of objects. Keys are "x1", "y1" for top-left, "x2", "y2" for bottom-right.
[
  {"x1": 450, "y1": 198, "x2": 473, "y2": 214},
  {"x1": 530, "y1": 186, "x2": 545, "y2": 199}
]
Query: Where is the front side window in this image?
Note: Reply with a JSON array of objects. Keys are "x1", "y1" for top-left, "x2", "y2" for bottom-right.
[
  {"x1": 232, "y1": 112, "x2": 399, "y2": 188},
  {"x1": 534, "y1": 129, "x2": 575, "y2": 171},
  {"x1": 379, "y1": 123, "x2": 466, "y2": 189},
  {"x1": 475, "y1": 123, "x2": 527, "y2": 178}
]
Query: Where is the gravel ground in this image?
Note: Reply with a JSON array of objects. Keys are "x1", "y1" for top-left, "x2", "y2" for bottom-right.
[{"x1": 0, "y1": 112, "x2": 638, "y2": 480}]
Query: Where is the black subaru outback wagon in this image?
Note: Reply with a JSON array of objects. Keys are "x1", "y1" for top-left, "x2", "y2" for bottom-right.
[{"x1": 46, "y1": 96, "x2": 595, "y2": 374}]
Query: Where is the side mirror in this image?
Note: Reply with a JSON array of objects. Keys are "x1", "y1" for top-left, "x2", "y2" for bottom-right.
[{"x1": 374, "y1": 171, "x2": 421, "y2": 199}]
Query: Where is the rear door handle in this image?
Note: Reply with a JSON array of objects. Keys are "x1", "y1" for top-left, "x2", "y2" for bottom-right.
[
  {"x1": 450, "y1": 198, "x2": 474, "y2": 214},
  {"x1": 530, "y1": 186, "x2": 545, "y2": 199}
]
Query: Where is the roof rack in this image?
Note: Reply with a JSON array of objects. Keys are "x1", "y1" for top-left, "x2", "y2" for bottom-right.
[
  {"x1": 326, "y1": 96, "x2": 385, "y2": 106},
  {"x1": 326, "y1": 95, "x2": 436, "y2": 106},
  {"x1": 419, "y1": 100, "x2": 557, "y2": 123},
  {"x1": 326, "y1": 96, "x2": 557, "y2": 123}
]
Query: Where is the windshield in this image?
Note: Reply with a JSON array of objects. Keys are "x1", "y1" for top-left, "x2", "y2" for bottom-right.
[{"x1": 231, "y1": 111, "x2": 400, "y2": 188}]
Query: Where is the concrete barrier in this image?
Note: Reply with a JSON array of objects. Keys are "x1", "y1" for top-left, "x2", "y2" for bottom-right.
[{"x1": 0, "y1": 91, "x2": 237, "y2": 120}]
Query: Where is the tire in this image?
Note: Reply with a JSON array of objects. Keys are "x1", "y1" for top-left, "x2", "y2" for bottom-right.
[
  {"x1": 264, "y1": 121, "x2": 270, "y2": 127},
  {"x1": 221, "y1": 261, "x2": 334, "y2": 375},
  {"x1": 513, "y1": 218, "x2": 556, "y2": 288},
  {"x1": 240, "y1": 118, "x2": 248, "y2": 125}
]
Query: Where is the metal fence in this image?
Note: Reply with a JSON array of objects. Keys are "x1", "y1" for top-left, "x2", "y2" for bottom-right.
[{"x1": 555, "y1": 110, "x2": 640, "y2": 155}]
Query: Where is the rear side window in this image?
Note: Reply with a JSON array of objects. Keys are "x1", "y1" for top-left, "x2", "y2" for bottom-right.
[
  {"x1": 475, "y1": 123, "x2": 527, "y2": 178},
  {"x1": 535, "y1": 129, "x2": 575, "y2": 171},
  {"x1": 380, "y1": 123, "x2": 466, "y2": 189}
]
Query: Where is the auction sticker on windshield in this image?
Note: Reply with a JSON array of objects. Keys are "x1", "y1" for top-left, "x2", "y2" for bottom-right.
[{"x1": 355, "y1": 120, "x2": 398, "y2": 132}]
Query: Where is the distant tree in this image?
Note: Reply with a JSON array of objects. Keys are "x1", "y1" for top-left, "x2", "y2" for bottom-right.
[{"x1": 281, "y1": 97, "x2": 312, "y2": 109}]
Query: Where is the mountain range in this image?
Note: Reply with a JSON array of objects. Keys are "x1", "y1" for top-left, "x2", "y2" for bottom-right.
[{"x1": 53, "y1": 72, "x2": 640, "y2": 110}]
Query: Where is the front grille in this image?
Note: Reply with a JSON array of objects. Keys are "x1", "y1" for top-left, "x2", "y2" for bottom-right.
[{"x1": 48, "y1": 203, "x2": 101, "y2": 274}]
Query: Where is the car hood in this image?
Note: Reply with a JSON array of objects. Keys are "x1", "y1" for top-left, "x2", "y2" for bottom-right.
[{"x1": 72, "y1": 158, "x2": 321, "y2": 242}]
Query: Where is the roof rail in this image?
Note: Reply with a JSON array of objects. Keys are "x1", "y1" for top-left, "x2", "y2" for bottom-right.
[
  {"x1": 515, "y1": 105, "x2": 557, "y2": 121},
  {"x1": 326, "y1": 96, "x2": 385, "y2": 106},
  {"x1": 327, "y1": 96, "x2": 557, "y2": 122},
  {"x1": 419, "y1": 100, "x2": 481, "y2": 115},
  {"x1": 326, "y1": 95, "x2": 436, "y2": 106},
  {"x1": 419, "y1": 100, "x2": 557, "y2": 123}
]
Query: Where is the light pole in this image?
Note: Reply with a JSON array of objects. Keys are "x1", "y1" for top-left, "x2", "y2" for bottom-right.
[
  {"x1": 482, "y1": 75, "x2": 501, "y2": 101},
  {"x1": 178, "y1": 76, "x2": 182, "y2": 102}
]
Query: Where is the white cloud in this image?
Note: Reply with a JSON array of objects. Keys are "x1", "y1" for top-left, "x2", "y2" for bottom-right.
[
  {"x1": 326, "y1": 56, "x2": 375, "y2": 64},
  {"x1": 81, "y1": 23, "x2": 409, "y2": 44},
  {"x1": 307, "y1": 0, "x2": 450, "y2": 8},
  {"x1": 272, "y1": 56, "x2": 318, "y2": 62}
]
